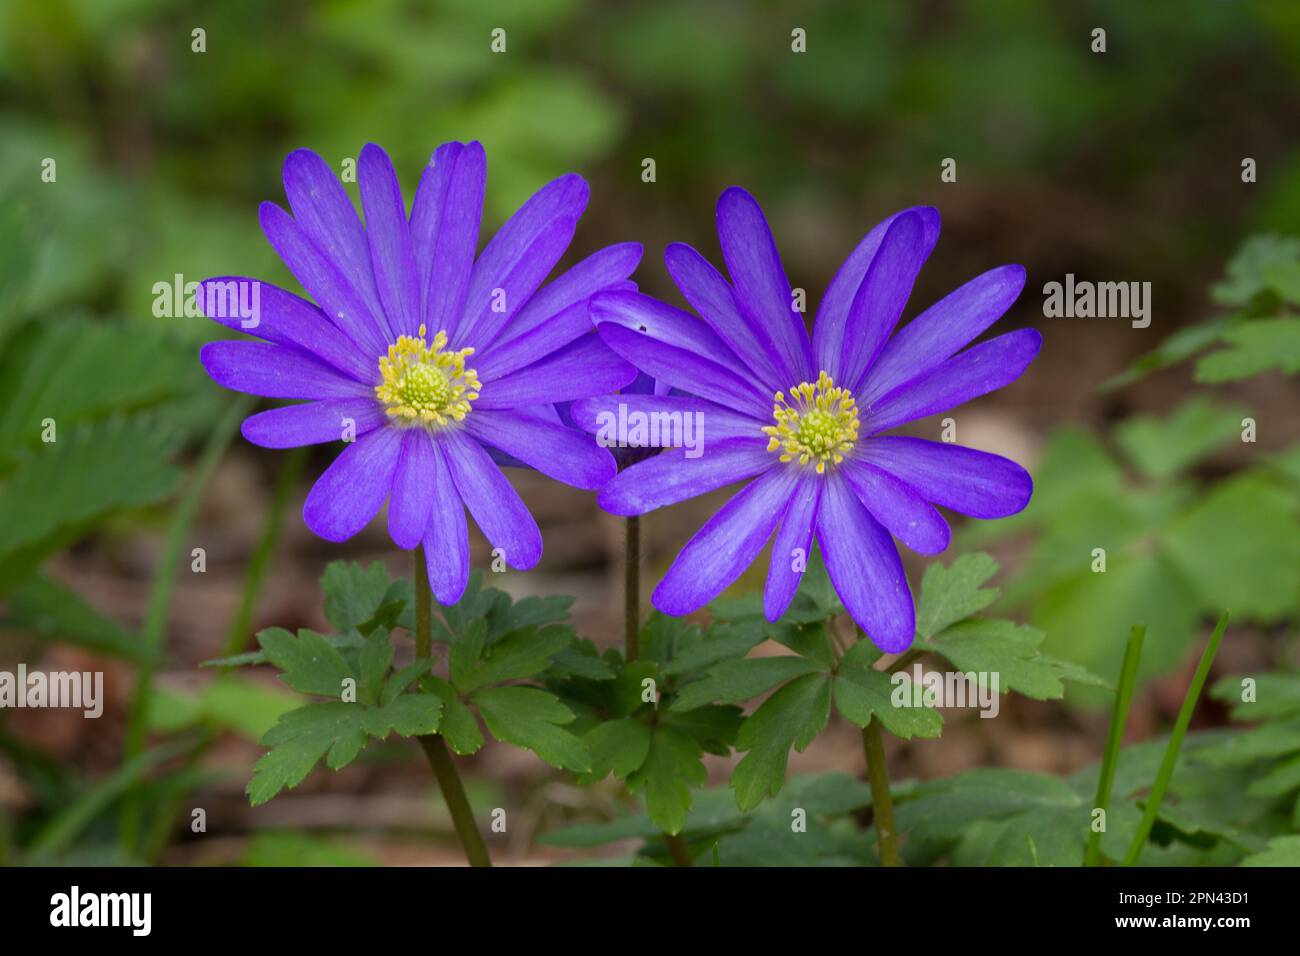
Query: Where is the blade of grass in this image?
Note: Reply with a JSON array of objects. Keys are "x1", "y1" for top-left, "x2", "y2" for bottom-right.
[
  {"x1": 118, "y1": 394, "x2": 253, "y2": 854},
  {"x1": 1084, "y1": 624, "x2": 1145, "y2": 866},
  {"x1": 1121, "y1": 611, "x2": 1230, "y2": 866}
]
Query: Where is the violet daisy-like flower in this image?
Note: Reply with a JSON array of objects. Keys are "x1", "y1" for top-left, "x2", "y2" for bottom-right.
[
  {"x1": 570, "y1": 188, "x2": 1038, "y2": 652},
  {"x1": 199, "y1": 142, "x2": 641, "y2": 602}
]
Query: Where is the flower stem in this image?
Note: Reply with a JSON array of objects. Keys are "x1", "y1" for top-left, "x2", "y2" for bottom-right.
[
  {"x1": 624, "y1": 515, "x2": 640, "y2": 662},
  {"x1": 414, "y1": 546, "x2": 492, "y2": 867},
  {"x1": 861, "y1": 716, "x2": 902, "y2": 867},
  {"x1": 1121, "y1": 611, "x2": 1229, "y2": 866},
  {"x1": 1085, "y1": 624, "x2": 1145, "y2": 866},
  {"x1": 664, "y1": 832, "x2": 693, "y2": 866}
]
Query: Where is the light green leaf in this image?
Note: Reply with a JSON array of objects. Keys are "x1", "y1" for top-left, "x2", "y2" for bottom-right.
[
  {"x1": 1196, "y1": 317, "x2": 1300, "y2": 382},
  {"x1": 1114, "y1": 397, "x2": 1250, "y2": 480},
  {"x1": 833, "y1": 666, "x2": 943, "y2": 739},
  {"x1": 472, "y1": 685, "x2": 590, "y2": 772},
  {"x1": 731, "y1": 673, "x2": 831, "y2": 810},
  {"x1": 626, "y1": 725, "x2": 706, "y2": 835},
  {"x1": 361, "y1": 693, "x2": 443, "y2": 739},
  {"x1": 248, "y1": 703, "x2": 367, "y2": 806},
  {"x1": 257, "y1": 627, "x2": 356, "y2": 698},
  {"x1": 922, "y1": 619, "x2": 1107, "y2": 701},
  {"x1": 671, "y1": 655, "x2": 825, "y2": 712},
  {"x1": 915, "y1": 552, "x2": 1001, "y2": 639}
]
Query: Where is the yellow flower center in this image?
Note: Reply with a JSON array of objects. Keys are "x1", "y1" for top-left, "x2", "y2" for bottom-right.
[
  {"x1": 375, "y1": 324, "x2": 480, "y2": 429},
  {"x1": 762, "y1": 371, "x2": 859, "y2": 474}
]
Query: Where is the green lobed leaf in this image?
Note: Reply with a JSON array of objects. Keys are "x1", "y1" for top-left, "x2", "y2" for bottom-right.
[
  {"x1": 730, "y1": 672, "x2": 832, "y2": 811},
  {"x1": 625, "y1": 725, "x2": 706, "y2": 835},
  {"x1": 257, "y1": 627, "x2": 356, "y2": 698},
  {"x1": 914, "y1": 552, "x2": 1001, "y2": 639},
  {"x1": 472, "y1": 685, "x2": 590, "y2": 772}
]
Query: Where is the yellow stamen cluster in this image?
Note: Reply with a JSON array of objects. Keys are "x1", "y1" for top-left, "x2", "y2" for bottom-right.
[
  {"x1": 374, "y1": 324, "x2": 480, "y2": 429},
  {"x1": 762, "y1": 370, "x2": 859, "y2": 474}
]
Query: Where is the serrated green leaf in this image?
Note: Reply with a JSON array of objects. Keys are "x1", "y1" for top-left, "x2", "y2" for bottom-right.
[
  {"x1": 473, "y1": 685, "x2": 590, "y2": 772},
  {"x1": 834, "y1": 666, "x2": 943, "y2": 739},
  {"x1": 257, "y1": 627, "x2": 356, "y2": 698},
  {"x1": 1211, "y1": 234, "x2": 1300, "y2": 305},
  {"x1": 1241, "y1": 835, "x2": 1300, "y2": 866},
  {"x1": 915, "y1": 553, "x2": 1000, "y2": 639},
  {"x1": 452, "y1": 624, "x2": 573, "y2": 693},
  {"x1": 582, "y1": 717, "x2": 653, "y2": 781},
  {"x1": 320, "y1": 561, "x2": 401, "y2": 633},
  {"x1": 922, "y1": 618, "x2": 1106, "y2": 701},
  {"x1": 626, "y1": 725, "x2": 706, "y2": 834},
  {"x1": 361, "y1": 693, "x2": 443, "y2": 739},
  {"x1": 383, "y1": 658, "x2": 433, "y2": 706},
  {"x1": 358, "y1": 629, "x2": 394, "y2": 705},
  {"x1": 248, "y1": 702, "x2": 367, "y2": 806},
  {"x1": 731, "y1": 673, "x2": 831, "y2": 810},
  {"x1": 420, "y1": 675, "x2": 484, "y2": 755},
  {"x1": 1211, "y1": 672, "x2": 1300, "y2": 722},
  {"x1": 671, "y1": 655, "x2": 825, "y2": 712}
]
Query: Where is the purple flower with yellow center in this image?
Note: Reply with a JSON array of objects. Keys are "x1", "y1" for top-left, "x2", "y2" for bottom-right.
[
  {"x1": 199, "y1": 142, "x2": 640, "y2": 602},
  {"x1": 571, "y1": 188, "x2": 1038, "y2": 652}
]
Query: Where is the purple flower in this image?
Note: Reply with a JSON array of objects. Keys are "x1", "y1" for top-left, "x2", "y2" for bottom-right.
[
  {"x1": 199, "y1": 142, "x2": 641, "y2": 603},
  {"x1": 571, "y1": 188, "x2": 1038, "y2": 652}
]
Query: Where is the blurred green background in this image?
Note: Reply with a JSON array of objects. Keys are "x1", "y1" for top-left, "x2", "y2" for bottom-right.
[{"x1": 1, "y1": 0, "x2": 1298, "y2": 865}]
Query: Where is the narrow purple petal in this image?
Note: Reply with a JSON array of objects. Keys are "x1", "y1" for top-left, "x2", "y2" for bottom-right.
[
  {"x1": 764, "y1": 474, "x2": 822, "y2": 621},
  {"x1": 259, "y1": 201, "x2": 388, "y2": 358},
  {"x1": 302, "y1": 426, "x2": 403, "y2": 543},
  {"x1": 282, "y1": 148, "x2": 384, "y2": 326},
  {"x1": 464, "y1": 407, "x2": 616, "y2": 490},
  {"x1": 590, "y1": 289, "x2": 744, "y2": 367},
  {"x1": 497, "y1": 242, "x2": 643, "y2": 349},
  {"x1": 199, "y1": 278, "x2": 375, "y2": 383},
  {"x1": 856, "y1": 436, "x2": 1033, "y2": 518},
  {"x1": 837, "y1": 212, "x2": 928, "y2": 391},
  {"x1": 475, "y1": 332, "x2": 636, "y2": 408},
  {"x1": 457, "y1": 173, "x2": 588, "y2": 349},
  {"x1": 441, "y1": 429, "x2": 542, "y2": 569},
  {"x1": 241, "y1": 398, "x2": 386, "y2": 449},
  {"x1": 816, "y1": 476, "x2": 913, "y2": 653},
  {"x1": 200, "y1": 341, "x2": 371, "y2": 400},
  {"x1": 813, "y1": 206, "x2": 940, "y2": 373},
  {"x1": 664, "y1": 242, "x2": 784, "y2": 390},
  {"x1": 841, "y1": 458, "x2": 950, "y2": 555},
  {"x1": 359, "y1": 143, "x2": 419, "y2": 339},
  {"x1": 568, "y1": 394, "x2": 763, "y2": 445},
  {"x1": 596, "y1": 438, "x2": 773, "y2": 516},
  {"x1": 595, "y1": 320, "x2": 771, "y2": 420},
  {"x1": 423, "y1": 441, "x2": 470, "y2": 604},
  {"x1": 715, "y1": 187, "x2": 814, "y2": 384},
  {"x1": 388, "y1": 429, "x2": 436, "y2": 549},
  {"x1": 409, "y1": 141, "x2": 486, "y2": 339},
  {"x1": 652, "y1": 467, "x2": 798, "y2": 615},
  {"x1": 860, "y1": 265, "x2": 1027, "y2": 405},
  {"x1": 863, "y1": 328, "x2": 1042, "y2": 434}
]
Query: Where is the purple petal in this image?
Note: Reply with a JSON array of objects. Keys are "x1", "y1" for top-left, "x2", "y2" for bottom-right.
[
  {"x1": 715, "y1": 187, "x2": 814, "y2": 384},
  {"x1": 259, "y1": 201, "x2": 388, "y2": 358},
  {"x1": 388, "y1": 429, "x2": 436, "y2": 550},
  {"x1": 590, "y1": 289, "x2": 745, "y2": 367},
  {"x1": 841, "y1": 458, "x2": 950, "y2": 555},
  {"x1": 359, "y1": 143, "x2": 419, "y2": 339},
  {"x1": 764, "y1": 474, "x2": 822, "y2": 621},
  {"x1": 856, "y1": 436, "x2": 1033, "y2": 518},
  {"x1": 475, "y1": 332, "x2": 636, "y2": 408},
  {"x1": 664, "y1": 241, "x2": 783, "y2": 389},
  {"x1": 302, "y1": 425, "x2": 403, "y2": 543},
  {"x1": 498, "y1": 242, "x2": 643, "y2": 348},
  {"x1": 813, "y1": 206, "x2": 940, "y2": 373},
  {"x1": 199, "y1": 278, "x2": 375, "y2": 383},
  {"x1": 593, "y1": 309, "x2": 772, "y2": 418},
  {"x1": 568, "y1": 394, "x2": 763, "y2": 445},
  {"x1": 652, "y1": 467, "x2": 798, "y2": 615},
  {"x1": 816, "y1": 476, "x2": 913, "y2": 653},
  {"x1": 282, "y1": 148, "x2": 384, "y2": 326},
  {"x1": 241, "y1": 398, "x2": 386, "y2": 449},
  {"x1": 422, "y1": 441, "x2": 470, "y2": 604},
  {"x1": 457, "y1": 173, "x2": 588, "y2": 349},
  {"x1": 409, "y1": 141, "x2": 486, "y2": 339},
  {"x1": 441, "y1": 429, "x2": 542, "y2": 569},
  {"x1": 200, "y1": 341, "x2": 372, "y2": 400},
  {"x1": 837, "y1": 212, "x2": 928, "y2": 391},
  {"x1": 597, "y1": 438, "x2": 773, "y2": 516},
  {"x1": 464, "y1": 407, "x2": 615, "y2": 490},
  {"x1": 863, "y1": 328, "x2": 1042, "y2": 434},
  {"x1": 860, "y1": 264, "x2": 1027, "y2": 404}
]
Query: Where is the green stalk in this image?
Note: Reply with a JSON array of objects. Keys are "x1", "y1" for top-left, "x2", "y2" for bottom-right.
[
  {"x1": 1122, "y1": 611, "x2": 1230, "y2": 866},
  {"x1": 1085, "y1": 625, "x2": 1145, "y2": 866},
  {"x1": 414, "y1": 547, "x2": 492, "y2": 867},
  {"x1": 624, "y1": 515, "x2": 640, "y2": 662},
  {"x1": 119, "y1": 395, "x2": 253, "y2": 853},
  {"x1": 861, "y1": 715, "x2": 902, "y2": 866}
]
